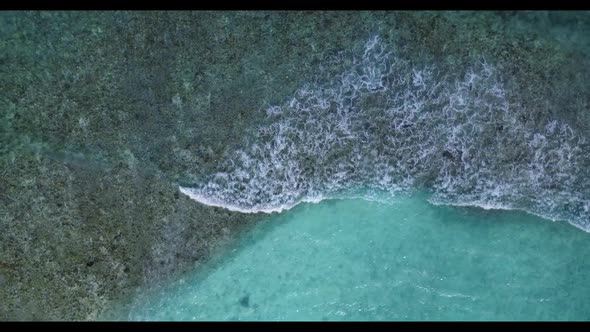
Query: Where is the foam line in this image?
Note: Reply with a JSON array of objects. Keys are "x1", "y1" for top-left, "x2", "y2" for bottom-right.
[{"x1": 180, "y1": 35, "x2": 590, "y2": 232}]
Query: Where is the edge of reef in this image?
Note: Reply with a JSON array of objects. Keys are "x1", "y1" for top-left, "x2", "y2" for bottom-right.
[{"x1": 1, "y1": 11, "x2": 589, "y2": 319}]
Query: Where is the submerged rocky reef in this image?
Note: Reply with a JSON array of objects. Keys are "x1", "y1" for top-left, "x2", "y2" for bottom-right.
[{"x1": 1, "y1": 11, "x2": 589, "y2": 320}]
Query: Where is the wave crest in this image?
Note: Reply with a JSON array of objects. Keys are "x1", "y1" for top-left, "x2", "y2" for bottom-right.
[{"x1": 180, "y1": 36, "x2": 590, "y2": 231}]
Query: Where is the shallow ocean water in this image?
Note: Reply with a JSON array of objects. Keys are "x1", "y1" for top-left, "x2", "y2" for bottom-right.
[
  {"x1": 3, "y1": 11, "x2": 590, "y2": 321},
  {"x1": 114, "y1": 195, "x2": 590, "y2": 321}
]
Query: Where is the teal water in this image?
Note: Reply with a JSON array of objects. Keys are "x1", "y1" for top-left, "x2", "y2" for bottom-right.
[{"x1": 114, "y1": 195, "x2": 590, "y2": 321}]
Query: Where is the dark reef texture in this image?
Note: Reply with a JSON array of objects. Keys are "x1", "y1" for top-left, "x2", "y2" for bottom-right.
[{"x1": 1, "y1": 11, "x2": 589, "y2": 320}]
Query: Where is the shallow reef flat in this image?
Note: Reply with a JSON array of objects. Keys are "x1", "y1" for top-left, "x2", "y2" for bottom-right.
[{"x1": 1, "y1": 11, "x2": 589, "y2": 320}]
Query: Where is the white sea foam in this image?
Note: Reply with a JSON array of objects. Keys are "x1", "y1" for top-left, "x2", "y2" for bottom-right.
[
  {"x1": 180, "y1": 36, "x2": 590, "y2": 231},
  {"x1": 179, "y1": 186, "x2": 325, "y2": 214}
]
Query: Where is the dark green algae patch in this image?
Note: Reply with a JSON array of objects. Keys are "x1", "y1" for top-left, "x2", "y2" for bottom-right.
[{"x1": 1, "y1": 11, "x2": 590, "y2": 320}]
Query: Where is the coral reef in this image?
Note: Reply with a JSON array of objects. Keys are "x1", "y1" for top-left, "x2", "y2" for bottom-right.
[{"x1": 1, "y1": 11, "x2": 588, "y2": 320}]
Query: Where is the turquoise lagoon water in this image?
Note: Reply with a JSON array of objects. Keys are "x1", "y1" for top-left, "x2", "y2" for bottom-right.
[
  {"x1": 112, "y1": 29, "x2": 590, "y2": 322},
  {"x1": 115, "y1": 195, "x2": 590, "y2": 321}
]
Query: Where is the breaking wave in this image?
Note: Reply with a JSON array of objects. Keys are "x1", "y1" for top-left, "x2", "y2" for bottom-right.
[{"x1": 180, "y1": 35, "x2": 590, "y2": 231}]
